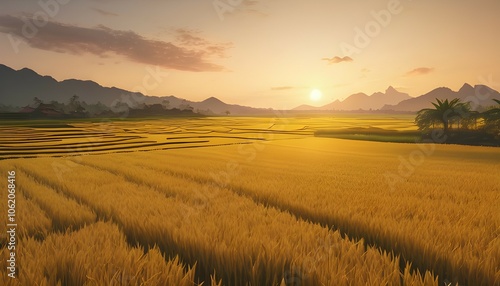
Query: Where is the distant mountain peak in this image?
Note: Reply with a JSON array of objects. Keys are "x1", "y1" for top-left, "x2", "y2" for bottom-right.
[
  {"x1": 202, "y1": 96, "x2": 225, "y2": 104},
  {"x1": 458, "y1": 83, "x2": 474, "y2": 93},
  {"x1": 349, "y1": 92, "x2": 369, "y2": 99},
  {"x1": 292, "y1": 104, "x2": 320, "y2": 111},
  {"x1": 18, "y1": 67, "x2": 39, "y2": 76},
  {"x1": 434, "y1": 86, "x2": 453, "y2": 92},
  {"x1": 385, "y1": 86, "x2": 398, "y2": 93}
]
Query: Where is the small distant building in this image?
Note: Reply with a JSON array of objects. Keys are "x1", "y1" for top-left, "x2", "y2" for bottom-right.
[
  {"x1": 19, "y1": 106, "x2": 36, "y2": 113},
  {"x1": 20, "y1": 103, "x2": 66, "y2": 118}
]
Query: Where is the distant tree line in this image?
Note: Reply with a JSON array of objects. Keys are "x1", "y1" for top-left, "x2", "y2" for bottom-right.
[
  {"x1": 0, "y1": 95, "x2": 202, "y2": 119},
  {"x1": 28, "y1": 95, "x2": 107, "y2": 118}
]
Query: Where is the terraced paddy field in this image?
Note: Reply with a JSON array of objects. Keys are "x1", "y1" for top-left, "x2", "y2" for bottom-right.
[
  {"x1": 1, "y1": 115, "x2": 499, "y2": 285},
  {"x1": 0, "y1": 114, "x2": 417, "y2": 160}
]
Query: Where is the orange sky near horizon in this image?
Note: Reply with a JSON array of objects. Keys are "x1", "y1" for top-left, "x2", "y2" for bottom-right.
[{"x1": 0, "y1": 0, "x2": 499, "y2": 109}]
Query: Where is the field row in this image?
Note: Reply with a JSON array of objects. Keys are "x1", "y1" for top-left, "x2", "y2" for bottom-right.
[
  {"x1": 60, "y1": 138, "x2": 500, "y2": 285},
  {"x1": 1, "y1": 155, "x2": 436, "y2": 285},
  {"x1": 0, "y1": 162, "x2": 212, "y2": 286},
  {"x1": 0, "y1": 116, "x2": 415, "y2": 159}
]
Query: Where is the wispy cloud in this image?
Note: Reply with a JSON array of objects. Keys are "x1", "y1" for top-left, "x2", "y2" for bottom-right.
[
  {"x1": 271, "y1": 86, "x2": 294, "y2": 91},
  {"x1": 91, "y1": 7, "x2": 119, "y2": 17},
  {"x1": 176, "y1": 28, "x2": 207, "y2": 46},
  {"x1": 405, "y1": 67, "x2": 434, "y2": 76},
  {"x1": 322, "y1": 56, "x2": 353, "y2": 64},
  {"x1": 0, "y1": 15, "x2": 230, "y2": 72}
]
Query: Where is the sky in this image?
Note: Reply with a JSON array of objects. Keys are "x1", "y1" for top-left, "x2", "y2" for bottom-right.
[{"x1": 0, "y1": 0, "x2": 499, "y2": 109}]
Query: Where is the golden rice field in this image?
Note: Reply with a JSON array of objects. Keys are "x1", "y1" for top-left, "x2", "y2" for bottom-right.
[
  {"x1": 0, "y1": 114, "x2": 416, "y2": 160},
  {"x1": 0, "y1": 115, "x2": 499, "y2": 285}
]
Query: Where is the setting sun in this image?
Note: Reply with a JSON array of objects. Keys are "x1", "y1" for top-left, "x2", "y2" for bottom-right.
[{"x1": 310, "y1": 89, "x2": 323, "y2": 102}]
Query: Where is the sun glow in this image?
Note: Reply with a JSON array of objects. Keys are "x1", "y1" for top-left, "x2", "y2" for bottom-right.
[{"x1": 310, "y1": 89, "x2": 322, "y2": 102}]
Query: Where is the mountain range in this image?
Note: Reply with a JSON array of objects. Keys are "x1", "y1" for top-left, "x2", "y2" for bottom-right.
[
  {"x1": 294, "y1": 86, "x2": 411, "y2": 111},
  {"x1": 0, "y1": 64, "x2": 269, "y2": 115},
  {"x1": 1, "y1": 64, "x2": 499, "y2": 113},
  {"x1": 294, "y1": 84, "x2": 500, "y2": 112},
  {"x1": 381, "y1": 83, "x2": 500, "y2": 111}
]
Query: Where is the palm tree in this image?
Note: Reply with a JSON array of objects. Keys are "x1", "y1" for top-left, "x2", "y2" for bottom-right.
[
  {"x1": 463, "y1": 110, "x2": 480, "y2": 129},
  {"x1": 415, "y1": 98, "x2": 469, "y2": 133},
  {"x1": 482, "y1": 99, "x2": 500, "y2": 122},
  {"x1": 482, "y1": 99, "x2": 500, "y2": 136}
]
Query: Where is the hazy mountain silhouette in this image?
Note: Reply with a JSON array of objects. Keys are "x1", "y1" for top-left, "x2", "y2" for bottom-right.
[
  {"x1": 293, "y1": 86, "x2": 411, "y2": 111},
  {"x1": 195, "y1": 96, "x2": 263, "y2": 114},
  {"x1": 0, "y1": 64, "x2": 268, "y2": 115},
  {"x1": 382, "y1": 83, "x2": 500, "y2": 111},
  {"x1": 0, "y1": 64, "x2": 145, "y2": 107},
  {"x1": 293, "y1": 104, "x2": 322, "y2": 111},
  {"x1": 3, "y1": 64, "x2": 499, "y2": 114}
]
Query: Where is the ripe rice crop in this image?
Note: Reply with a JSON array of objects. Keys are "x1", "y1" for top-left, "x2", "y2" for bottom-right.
[
  {"x1": 0, "y1": 163, "x2": 52, "y2": 241},
  {"x1": 1, "y1": 117, "x2": 497, "y2": 285},
  {"x1": 0, "y1": 222, "x2": 198, "y2": 286},
  {"x1": 88, "y1": 139, "x2": 500, "y2": 284},
  {"x1": 113, "y1": 137, "x2": 499, "y2": 285},
  {"x1": 7, "y1": 156, "x2": 435, "y2": 285},
  {"x1": 16, "y1": 169, "x2": 96, "y2": 231}
]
